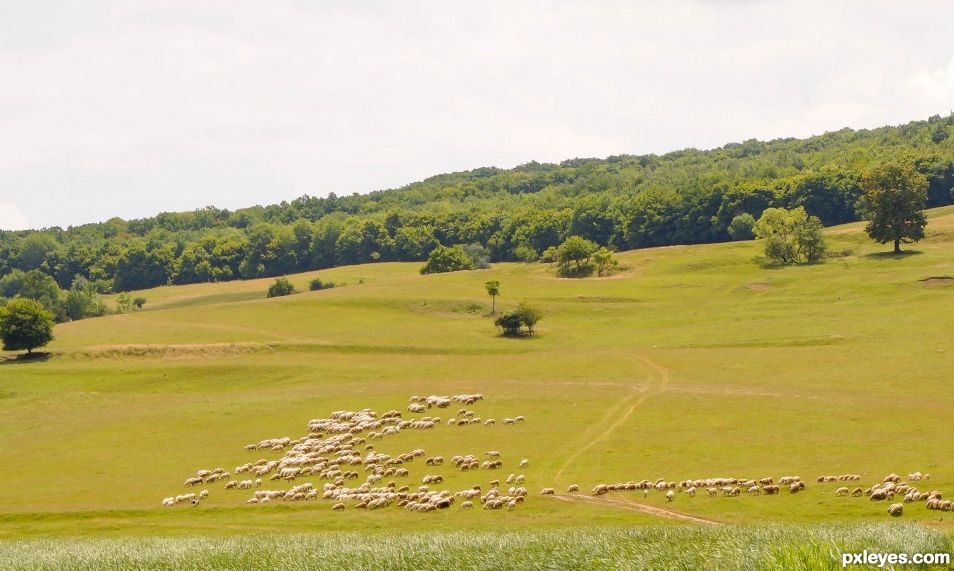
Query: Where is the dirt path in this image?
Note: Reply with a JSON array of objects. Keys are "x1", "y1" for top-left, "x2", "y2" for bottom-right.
[
  {"x1": 549, "y1": 493, "x2": 723, "y2": 525},
  {"x1": 553, "y1": 353, "x2": 670, "y2": 482}
]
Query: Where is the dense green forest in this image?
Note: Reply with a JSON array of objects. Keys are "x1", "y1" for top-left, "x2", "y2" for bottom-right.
[{"x1": 2, "y1": 114, "x2": 953, "y2": 314}]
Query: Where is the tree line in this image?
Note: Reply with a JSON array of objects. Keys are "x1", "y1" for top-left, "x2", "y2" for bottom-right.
[{"x1": 1, "y1": 114, "x2": 951, "y2": 299}]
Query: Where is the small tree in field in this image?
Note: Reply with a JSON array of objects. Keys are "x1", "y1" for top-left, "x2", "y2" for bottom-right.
[
  {"x1": 484, "y1": 280, "x2": 500, "y2": 314},
  {"x1": 0, "y1": 298, "x2": 54, "y2": 355},
  {"x1": 420, "y1": 245, "x2": 475, "y2": 274},
  {"x1": 133, "y1": 297, "x2": 146, "y2": 310},
  {"x1": 116, "y1": 292, "x2": 134, "y2": 313},
  {"x1": 860, "y1": 161, "x2": 928, "y2": 254},
  {"x1": 754, "y1": 207, "x2": 826, "y2": 265},
  {"x1": 267, "y1": 277, "x2": 296, "y2": 298},
  {"x1": 556, "y1": 236, "x2": 597, "y2": 277},
  {"x1": 592, "y1": 247, "x2": 619, "y2": 276}
]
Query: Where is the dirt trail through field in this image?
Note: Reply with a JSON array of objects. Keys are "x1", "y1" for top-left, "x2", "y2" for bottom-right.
[
  {"x1": 553, "y1": 353, "x2": 670, "y2": 482},
  {"x1": 549, "y1": 493, "x2": 723, "y2": 525}
]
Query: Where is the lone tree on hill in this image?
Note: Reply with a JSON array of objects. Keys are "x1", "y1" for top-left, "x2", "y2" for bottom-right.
[
  {"x1": 484, "y1": 280, "x2": 500, "y2": 314},
  {"x1": 860, "y1": 161, "x2": 929, "y2": 254},
  {"x1": 0, "y1": 298, "x2": 54, "y2": 355}
]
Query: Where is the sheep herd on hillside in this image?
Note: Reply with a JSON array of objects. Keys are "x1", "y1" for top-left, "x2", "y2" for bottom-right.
[
  {"x1": 580, "y1": 470, "x2": 947, "y2": 518},
  {"x1": 162, "y1": 393, "x2": 536, "y2": 513},
  {"x1": 161, "y1": 394, "x2": 946, "y2": 520}
]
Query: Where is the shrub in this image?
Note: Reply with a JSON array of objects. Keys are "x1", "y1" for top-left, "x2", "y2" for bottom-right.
[
  {"x1": 267, "y1": 277, "x2": 297, "y2": 298},
  {"x1": 460, "y1": 243, "x2": 491, "y2": 269},
  {"x1": 494, "y1": 303, "x2": 543, "y2": 337},
  {"x1": 728, "y1": 213, "x2": 756, "y2": 240},
  {"x1": 513, "y1": 244, "x2": 538, "y2": 263},
  {"x1": 309, "y1": 277, "x2": 335, "y2": 291},
  {"x1": 420, "y1": 245, "x2": 476, "y2": 274}
]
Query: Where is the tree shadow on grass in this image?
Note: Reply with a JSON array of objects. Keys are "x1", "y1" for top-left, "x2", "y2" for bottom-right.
[
  {"x1": 863, "y1": 250, "x2": 923, "y2": 260},
  {"x1": 0, "y1": 352, "x2": 52, "y2": 365}
]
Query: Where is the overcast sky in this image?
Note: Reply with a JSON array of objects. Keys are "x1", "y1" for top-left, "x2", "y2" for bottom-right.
[{"x1": 1, "y1": 1, "x2": 953, "y2": 230}]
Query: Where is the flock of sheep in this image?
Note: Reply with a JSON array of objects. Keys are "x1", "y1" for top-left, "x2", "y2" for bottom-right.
[
  {"x1": 578, "y1": 470, "x2": 946, "y2": 518},
  {"x1": 162, "y1": 394, "x2": 946, "y2": 520},
  {"x1": 162, "y1": 394, "x2": 534, "y2": 513}
]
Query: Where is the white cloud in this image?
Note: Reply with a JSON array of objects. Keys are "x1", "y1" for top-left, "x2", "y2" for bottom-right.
[
  {"x1": 0, "y1": 204, "x2": 30, "y2": 230},
  {"x1": 909, "y1": 56, "x2": 954, "y2": 105},
  {"x1": 0, "y1": 0, "x2": 952, "y2": 228}
]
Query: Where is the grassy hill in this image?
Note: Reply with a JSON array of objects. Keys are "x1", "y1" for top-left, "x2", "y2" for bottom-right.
[{"x1": 2, "y1": 207, "x2": 954, "y2": 545}]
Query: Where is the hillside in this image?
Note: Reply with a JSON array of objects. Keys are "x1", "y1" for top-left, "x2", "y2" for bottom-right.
[
  {"x1": 1, "y1": 114, "x2": 953, "y2": 296},
  {"x1": 1, "y1": 208, "x2": 953, "y2": 539}
]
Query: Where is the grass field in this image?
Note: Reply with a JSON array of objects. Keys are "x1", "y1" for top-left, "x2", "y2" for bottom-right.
[
  {"x1": 2, "y1": 208, "x2": 954, "y2": 565},
  {"x1": 2, "y1": 524, "x2": 950, "y2": 570}
]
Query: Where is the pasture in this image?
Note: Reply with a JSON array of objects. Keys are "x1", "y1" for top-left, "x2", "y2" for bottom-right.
[{"x1": 2, "y1": 207, "x2": 954, "y2": 548}]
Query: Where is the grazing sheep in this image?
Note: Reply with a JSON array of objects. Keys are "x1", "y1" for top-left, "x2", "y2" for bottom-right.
[
  {"x1": 541, "y1": 488, "x2": 555, "y2": 495},
  {"x1": 666, "y1": 490, "x2": 674, "y2": 502},
  {"x1": 460, "y1": 501, "x2": 474, "y2": 509},
  {"x1": 199, "y1": 490, "x2": 209, "y2": 499},
  {"x1": 707, "y1": 488, "x2": 718, "y2": 497},
  {"x1": 332, "y1": 503, "x2": 345, "y2": 511},
  {"x1": 686, "y1": 486, "x2": 696, "y2": 497},
  {"x1": 519, "y1": 459, "x2": 529, "y2": 468},
  {"x1": 887, "y1": 503, "x2": 903, "y2": 517},
  {"x1": 835, "y1": 487, "x2": 849, "y2": 496},
  {"x1": 567, "y1": 484, "x2": 579, "y2": 493}
]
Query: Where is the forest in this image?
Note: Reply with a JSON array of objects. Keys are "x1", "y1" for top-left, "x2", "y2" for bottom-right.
[{"x1": 1, "y1": 114, "x2": 952, "y2": 311}]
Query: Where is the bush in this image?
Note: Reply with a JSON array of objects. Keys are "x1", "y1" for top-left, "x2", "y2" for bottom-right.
[
  {"x1": 267, "y1": 277, "x2": 297, "y2": 298},
  {"x1": 460, "y1": 244, "x2": 491, "y2": 269},
  {"x1": 727, "y1": 213, "x2": 756, "y2": 240},
  {"x1": 494, "y1": 303, "x2": 543, "y2": 337},
  {"x1": 540, "y1": 246, "x2": 558, "y2": 263},
  {"x1": 420, "y1": 245, "x2": 476, "y2": 274},
  {"x1": 309, "y1": 277, "x2": 335, "y2": 291},
  {"x1": 513, "y1": 244, "x2": 538, "y2": 263}
]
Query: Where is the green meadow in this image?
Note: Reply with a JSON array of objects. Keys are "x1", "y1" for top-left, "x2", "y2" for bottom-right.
[{"x1": 2, "y1": 208, "x2": 954, "y2": 564}]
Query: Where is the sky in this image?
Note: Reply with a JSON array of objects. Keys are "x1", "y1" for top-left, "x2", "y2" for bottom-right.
[{"x1": 1, "y1": 1, "x2": 953, "y2": 230}]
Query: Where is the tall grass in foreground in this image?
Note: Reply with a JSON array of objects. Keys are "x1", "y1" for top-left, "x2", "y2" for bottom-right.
[{"x1": 0, "y1": 523, "x2": 950, "y2": 570}]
